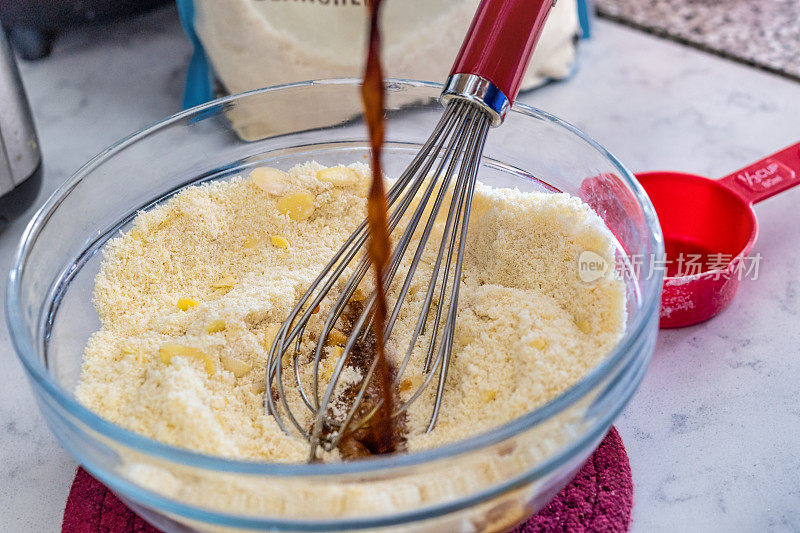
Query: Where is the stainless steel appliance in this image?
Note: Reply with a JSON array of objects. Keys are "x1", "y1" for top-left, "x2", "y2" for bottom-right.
[{"x1": 0, "y1": 28, "x2": 41, "y2": 232}]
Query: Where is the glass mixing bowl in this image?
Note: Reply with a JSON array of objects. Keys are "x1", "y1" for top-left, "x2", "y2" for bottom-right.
[{"x1": 7, "y1": 80, "x2": 663, "y2": 532}]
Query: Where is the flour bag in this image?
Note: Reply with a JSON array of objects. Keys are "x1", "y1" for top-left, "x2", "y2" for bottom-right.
[{"x1": 177, "y1": 0, "x2": 589, "y2": 138}]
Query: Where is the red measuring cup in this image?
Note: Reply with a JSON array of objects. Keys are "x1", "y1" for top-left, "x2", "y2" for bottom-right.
[{"x1": 637, "y1": 141, "x2": 800, "y2": 328}]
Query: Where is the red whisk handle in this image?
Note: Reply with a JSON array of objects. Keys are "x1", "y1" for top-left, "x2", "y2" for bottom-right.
[{"x1": 443, "y1": 0, "x2": 556, "y2": 125}]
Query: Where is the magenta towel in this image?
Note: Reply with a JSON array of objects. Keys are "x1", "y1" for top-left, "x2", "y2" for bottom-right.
[{"x1": 63, "y1": 427, "x2": 632, "y2": 532}]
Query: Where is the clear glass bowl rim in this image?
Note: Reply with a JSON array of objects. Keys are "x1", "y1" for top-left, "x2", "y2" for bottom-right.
[{"x1": 6, "y1": 78, "x2": 663, "y2": 480}]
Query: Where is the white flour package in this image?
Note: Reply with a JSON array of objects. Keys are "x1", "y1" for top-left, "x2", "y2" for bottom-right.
[{"x1": 177, "y1": 0, "x2": 588, "y2": 107}]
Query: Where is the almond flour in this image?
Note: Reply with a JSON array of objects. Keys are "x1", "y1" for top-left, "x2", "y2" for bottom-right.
[{"x1": 76, "y1": 161, "x2": 626, "y2": 465}]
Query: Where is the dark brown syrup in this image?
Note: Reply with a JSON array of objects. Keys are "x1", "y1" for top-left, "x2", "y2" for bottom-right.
[{"x1": 351, "y1": 0, "x2": 399, "y2": 456}]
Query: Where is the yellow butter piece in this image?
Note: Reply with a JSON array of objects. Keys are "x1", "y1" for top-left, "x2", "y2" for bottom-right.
[
  {"x1": 576, "y1": 318, "x2": 592, "y2": 334},
  {"x1": 210, "y1": 276, "x2": 237, "y2": 289},
  {"x1": 320, "y1": 346, "x2": 345, "y2": 381},
  {"x1": 529, "y1": 337, "x2": 548, "y2": 350},
  {"x1": 250, "y1": 167, "x2": 289, "y2": 195},
  {"x1": 264, "y1": 324, "x2": 281, "y2": 349},
  {"x1": 277, "y1": 192, "x2": 315, "y2": 221},
  {"x1": 159, "y1": 343, "x2": 215, "y2": 376},
  {"x1": 327, "y1": 328, "x2": 348, "y2": 346},
  {"x1": 205, "y1": 319, "x2": 227, "y2": 334},
  {"x1": 220, "y1": 355, "x2": 253, "y2": 378},
  {"x1": 270, "y1": 235, "x2": 289, "y2": 249},
  {"x1": 316, "y1": 166, "x2": 360, "y2": 187},
  {"x1": 176, "y1": 297, "x2": 199, "y2": 311}
]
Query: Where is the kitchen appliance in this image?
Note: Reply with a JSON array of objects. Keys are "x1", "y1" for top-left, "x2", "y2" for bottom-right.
[
  {"x1": 638, "y1": 141, "x2": 800, "y2": 328},
  {"x1": 0, "y1": 0, "x2": 170, "y2": 60},
  {"x1": 0, "y1": 27, "x2": 41, "y2": 232}
]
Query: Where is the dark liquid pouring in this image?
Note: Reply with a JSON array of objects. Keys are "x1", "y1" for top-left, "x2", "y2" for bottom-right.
[{"x1": 353, "y1": 0, "x2": 398, "y2": 455}]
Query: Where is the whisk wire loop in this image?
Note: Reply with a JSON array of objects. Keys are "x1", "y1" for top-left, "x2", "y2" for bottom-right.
[{"x1": 264, "y1": 99, "x2": 492, "y2": 458}]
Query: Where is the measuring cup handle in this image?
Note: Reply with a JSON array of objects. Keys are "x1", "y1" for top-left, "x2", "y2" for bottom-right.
[{"x1": 718, "y1": 141, "x2": 800, "y2": 204}]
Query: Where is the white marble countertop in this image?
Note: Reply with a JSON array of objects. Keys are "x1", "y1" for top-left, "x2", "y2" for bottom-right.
[{"x1": 2, "y1": 7, "x2": 799, "y2": 532}]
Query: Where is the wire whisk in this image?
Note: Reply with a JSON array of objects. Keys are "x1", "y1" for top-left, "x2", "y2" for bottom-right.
[
  {"x1": 264, "y1": 0, "x2": 556, "y2": 460},
  {"x1": 265, "y1": 100, "x2": 489, "y2": 457}
]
